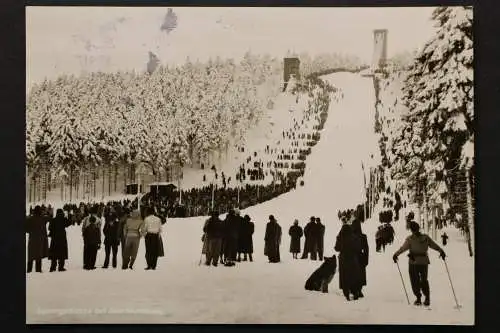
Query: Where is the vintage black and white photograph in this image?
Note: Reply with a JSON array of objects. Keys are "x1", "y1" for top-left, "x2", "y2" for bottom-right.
[{"x1": 25, "y1": 6, "x2": 474, "y2": 324}]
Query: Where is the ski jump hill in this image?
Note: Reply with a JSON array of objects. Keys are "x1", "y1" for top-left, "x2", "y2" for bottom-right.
[{"x1": 26, "y1": 72, "x2": 474, "y2": 325}]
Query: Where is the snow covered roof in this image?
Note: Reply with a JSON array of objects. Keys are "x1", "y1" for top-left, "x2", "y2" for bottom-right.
[{"x1": 149, "y1": 182, "x2": 177, "y2": 187}]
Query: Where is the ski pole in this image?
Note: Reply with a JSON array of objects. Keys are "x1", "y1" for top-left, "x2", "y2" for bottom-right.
[
  {"x1": 443, "y1": 259, "x2": 461, "y2": 309},
  {"x1": 198, "y1": 237, "x2": 204, "y2": 266},
  {"x1": 396, "y1": 261, "x2": 410, "y2": 305}
]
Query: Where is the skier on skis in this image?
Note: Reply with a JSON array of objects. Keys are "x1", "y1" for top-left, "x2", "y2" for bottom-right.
[{"x1": 392, "y1": 221, "x2": 446, "y2": 306}]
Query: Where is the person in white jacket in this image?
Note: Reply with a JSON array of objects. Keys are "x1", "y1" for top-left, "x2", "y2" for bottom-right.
[{"x1": 143, "y1": 207, "x2": 163, "y2": 270}]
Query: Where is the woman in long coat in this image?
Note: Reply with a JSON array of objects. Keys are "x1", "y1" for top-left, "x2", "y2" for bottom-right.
[
  {"x1": 264, "y1": 215, "x2": 282, "y2": 263},
  {"x1": 240, "y1": 215, "x2": 254, "y2": 262},
  {"x1": 351, "y1": 219, "x2": 369, "y2": 297},
  {"x1": 48, "y1": 209, "x2": 72, "y2": 272},
  {"x1": 289, "y1": 220, "x2": 303, "y2": 259},
  {"x1": 26, "y1": 206, "x2": 49, "y2": 273},
  {"x1": 301, "y1": 217, "x2": 317, "y2": 260},
  {"x1": 334, "y1": 223, "x2": 363, "y2": 301}
]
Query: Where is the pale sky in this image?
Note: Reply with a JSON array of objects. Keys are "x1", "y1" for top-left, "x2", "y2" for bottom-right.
[{"x1": 26, "y1": 6, "x2": 438, "y2": 88}]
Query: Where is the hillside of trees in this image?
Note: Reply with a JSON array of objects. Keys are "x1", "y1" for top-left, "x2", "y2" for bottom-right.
[{"x1": 375, "y1": 6, "x2": 474, "y2": 253}]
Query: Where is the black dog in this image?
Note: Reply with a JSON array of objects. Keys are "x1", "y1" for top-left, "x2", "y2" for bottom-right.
[{"x1": 304, "y1": 255, "x2": 337, "y2": 293}]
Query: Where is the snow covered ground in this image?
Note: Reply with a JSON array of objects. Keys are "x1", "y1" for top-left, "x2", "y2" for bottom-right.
[{"x1": 26, "y1": 72, "x2": 474, "y2": 324}]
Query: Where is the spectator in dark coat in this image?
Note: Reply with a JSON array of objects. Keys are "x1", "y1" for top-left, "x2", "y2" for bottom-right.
[
  {"x1": 203, "y1": 211, "x2": 223, "y2": 266},
  {"x1": 301, "y1": 217, "x2": 318, "y2": 260},
  {"x1": 265, "y1": 215, "x2": 282, "y2": 263},
  {"x1": 82, "y1": 215, "x2": 101, "y2": 270},
  {"x1": 236, "y1": 210, "x2": 246, "y2": 262},
  {"x1": 351, "y1": 219, "x2": 369, "y2": 297},
  {"x1": 441, "y1": 232, "x2": 449, "y2": 246},
  {"x1": 102, "y1": 212, "x2": 121, "y2": 269},
  {"x1": 26, "y1": 206, "x2": 49, "y2": 273},
  {"x1": 316, "y1": 217, "x2": 325, "y2": 260},
  {"x1": 406, "y1": 211, "x2": 416, "y2": 230},
  {"x1": 239, "y1": 215, "x2": 254, "y2": 262},
  {"x1": 223, "y1": 209, "x2": 239, "y2": 266},
  {"x1": 289, "y1": 219, "x2": 303, "y2": 259},
  {"x1": 118, "y1": 208, "x2": 128, "y2": 259},
  {"x1": 48, "y1": 209, "x2": 71, "y2": 272},
  {"x1": 334, "y1": 224, "x2": 363, "y2": 301},
  {"x1": 202, "y1": 219, "x2": 210, "y2": 259}
]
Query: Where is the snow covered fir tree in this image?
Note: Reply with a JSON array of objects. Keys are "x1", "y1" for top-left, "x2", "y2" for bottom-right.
[
  {"x1": 25, "y1": 7, "x2": 474, "y2": 324},
  {"x1": 376, "y1": 6, "x2": 474, "y2": 255}
]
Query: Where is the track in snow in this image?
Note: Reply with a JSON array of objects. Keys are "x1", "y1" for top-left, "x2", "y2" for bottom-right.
[{"x1": 26, "y1": 73, "x2": 474, "y2": 324}]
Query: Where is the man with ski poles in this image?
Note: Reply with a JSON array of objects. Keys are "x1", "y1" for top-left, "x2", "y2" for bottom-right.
[{"x1": 392, "y1": 219, "x2": 446, "y2": 307}]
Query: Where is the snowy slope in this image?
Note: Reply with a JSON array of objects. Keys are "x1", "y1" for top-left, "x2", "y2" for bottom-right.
[{"x1": 26, "y1": 72, "x2": 473, "y2": 324}]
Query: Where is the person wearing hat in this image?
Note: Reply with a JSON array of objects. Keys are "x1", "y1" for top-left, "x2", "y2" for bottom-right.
[
  {"x1": 234, "y1": 208, "x2": 245, "y2": 262},
  {"x1": 335, "y1": 223, "x2": 363, "y2": 301},
  {"x1": 406, "y1": 211, "x2": 415, "y2": 230},
  {"x1": 48, "y1": 208, "x2": 72, "y2": 272},
  {"x1": 26, "y1": 206, "x2": 49, "y2": 273},
  {"x1": 289, "y1": 219, "x2": 303, "y2": 259},
  {"x1": 301, "y1": 216, "x2": 318, "y2": 260},
  {"x1": 239, "y1": 214, "x2": 254, "y2": 262},
  {"x1": 315, "y1": 217, "x2": 326, "y2": 261},
  {"x1": 223, "y1": 208, "x2": 239, "y2": 266},
  {"x1": 203, "y1": 210, "x2": 224, "y2": 266},
  {"x1": 264, "y1": 215, "x2": 282, "y2": 263},
  {"x1": 392, "y1": 221, "x2": 446, "y2": 306}
]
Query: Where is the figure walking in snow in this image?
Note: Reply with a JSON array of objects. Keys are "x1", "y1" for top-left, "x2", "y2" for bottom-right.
[
  {"x1": 118, "y1": 208, "x2": 128, "y2": 260},
  {"x1": 335, "y1": 223, "x2": 363, "y2": 301},
  {"x1": 48, "y1": 209, "x2": 71, "y2": 272},
  {"x1": 82, "y1": 215, "x2": 101, "y2": 270},
  {"x1": 375, "y1": 226, "x2": 383, "y2": 252},
  {"x1": 223, "y1": 209, "x2": 239, "y2": 266},
  {"x1": 26, "y1": 206, "x2": 49, "y2": 273},
  {"x1": 122, "y1": 210, "x2": 144, "y2": 270},
  {"x1": 264, "y1": 215, "x2": 282, "y2": 263},
  {"x1": 392, "y1": 221, "x2": 446, "y2": 306},
  {"x1": 441, "y1": 232, "x2": 449, "y2": 247},
  {"x1": 406, "y1": 211, "x2": 416, "y2": 230},
  {"x1": 203, "y1": 211, "x2": 223, "y2": 266},
  {"x1": 301, "y1": 217, "x2": 318, "y2": 260},
  {"x1": 315, "y1": 217, "x2": 325, "y2": 261},
  {"x1": 289, "y1": 219, "x2": 303, "y2": 259},
  {"x1": 351, "y1": 219, "x2": 369, "y2": 297},
  {"x1": 238, "y1": 214, "x2": 254, "y2": 262},
  {"x1": 102, "y1": 212, "x2": 120, "y2": 269},
  {"x1": 143, "y1": 207, "x2": 163, "y2": 270}
]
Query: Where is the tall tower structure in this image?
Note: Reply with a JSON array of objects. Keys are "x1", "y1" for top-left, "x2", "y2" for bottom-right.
[
  {"x1": 372, "y1": 29, "x2": 388, "y2": 71},
  {"x1": 283, "y1": 57, "x2": 300, "y2": 91}
]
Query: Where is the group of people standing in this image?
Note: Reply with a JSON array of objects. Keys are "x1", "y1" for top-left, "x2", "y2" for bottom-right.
[
  {"x1": 81, "y1": 205, "x2": 165, "y2": 271},
  {"x1": 288, "y1": 217, "x2": 325, "y2": 260},
  {"x1": 26, "y1": 203, "x2": 166, "y2": 273},
  {"x1": 202, "y1": 208, "x2": 255, "y2": 267},
  {"x1": 375, "y1": 223, "x2": 395, "y2": 252}
]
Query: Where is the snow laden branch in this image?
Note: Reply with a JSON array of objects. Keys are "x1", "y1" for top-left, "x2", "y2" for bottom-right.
[
  {"x1": 381, "y1": 6, "x2": 473, "y2": 206},
  {"x1": 26, "y1": 53, "x2": 282, "y2": 175}
]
